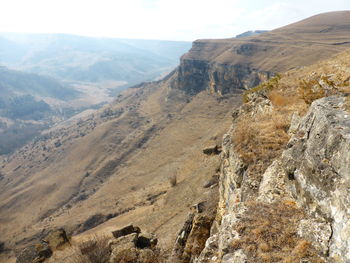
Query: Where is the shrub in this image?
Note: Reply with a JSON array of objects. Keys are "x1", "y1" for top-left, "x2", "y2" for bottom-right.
[
  {"x1": 233, "y1": 110, "x2": 290, "y2": 177},
  {"x1": 298, "y1": 78, "x2": 326, "y2": 104},
  {"x1": 169, "y1": 175, "x2": 177, "y2": 187},
  {"x1": 68, "y1": 235, "x2": 110, "y2": 263},
  {"x1": 0, "y1": 242, "x2": 5, "y2": 253},
  {"x1": 243, "y1": 74, "x2": 281, "y2": 103}
]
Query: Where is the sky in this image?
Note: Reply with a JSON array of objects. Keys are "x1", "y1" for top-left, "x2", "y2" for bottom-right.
[{"x1": 0, "y1": 0, "x2": 349, "y2": 41}]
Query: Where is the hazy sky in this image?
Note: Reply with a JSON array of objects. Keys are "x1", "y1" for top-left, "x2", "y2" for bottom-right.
[{"x1": 0, "y1": 0, "x2": 349, "y2": 41}]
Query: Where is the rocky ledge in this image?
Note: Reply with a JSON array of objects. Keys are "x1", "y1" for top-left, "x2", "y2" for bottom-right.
[{"x1": 195, "y1": 94, "x2": 350, "y2": 263}]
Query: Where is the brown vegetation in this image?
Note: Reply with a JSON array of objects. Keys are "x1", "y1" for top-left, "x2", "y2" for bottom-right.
[
  {"x1": 234, "y1": 50, "x2": 350, "y2": 178},
  {"x1": 233, "y1": 111, "x2": 290, "y2": 176},
  {"x1": 67, "y1": 235, "x2": 111, "y2": 263},
  {"x1": 231, "y1": 201, "x2": 323, "y2": 263}
]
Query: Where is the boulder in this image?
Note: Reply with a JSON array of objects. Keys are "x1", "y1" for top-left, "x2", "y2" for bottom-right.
[
  {"x1": 202, "y1": 145, "x2": 221, "y2": 155},
  {"x1": 281, "y1": 95, "x2": 350, "y2": 261},
  {"x1": 16, "y1": 242, "x2": 52, "y2": 263},
  {"x1": 112, "y1": 225, "x2": 141, "y2": 239},
  {"x1": 136, "y1": 233, "x2": 158, "y2": 249}
]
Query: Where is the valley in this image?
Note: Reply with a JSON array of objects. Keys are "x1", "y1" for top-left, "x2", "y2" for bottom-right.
[{"x1": 0, "y1": 10, "x2": 350, "y2": 263}]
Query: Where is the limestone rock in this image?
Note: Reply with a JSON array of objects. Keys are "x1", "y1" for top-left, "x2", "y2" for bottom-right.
[
  {"x1": 108, "y1": 226, "x2": 160, "y2": 263},
  {"x1": 172, "y1": 190, "x2": 218, "y2": 263},
  {"x1": 281, "y1": 95, "x2": 350, "y2": 261},
  {"x1": 202, "y1": 175, "x2": 219, "y2": 188},
  {"x1": 257, "y1": 159, "x2": 294, "y2": 203},
  {"x1": 221, "y1": 250, "x2": 247, "y2": 263},
  {"x1": 111, "y1": 225, "x2": 141, "y2": 239},
  {"x1": 298, "y1": 218, "x2": 332, "y2": 256}
]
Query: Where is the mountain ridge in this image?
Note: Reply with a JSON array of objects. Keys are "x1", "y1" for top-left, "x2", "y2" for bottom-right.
[{"x1": 1, "y1": 11, "x2": 350, "y2": 263}]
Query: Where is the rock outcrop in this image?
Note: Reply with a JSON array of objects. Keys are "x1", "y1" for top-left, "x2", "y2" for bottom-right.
[
  {"x1": 16, "y1": 242, "x2": 52, "y2": 263},
  {"x1": 172, "y1": 11, "x2": 350, "y2": 96},
  {"x1": 195, "y1": 93, "x2": 350, "y2": 262},
  {"x1": 281, "y1": 95, "x2": 350, "y2": 261},
  {"x1": 171, "y1": 187, "x2": 219, "y2": 263},
  {"x1": 16, "y1": 229, "x2": 70, "y2": 263},
  {"x1": 174, "y1": 56, "x2": 269, "y2": 95},
  {"x1": 108, "y1": 226, "x2": 159, "y2": 263}
]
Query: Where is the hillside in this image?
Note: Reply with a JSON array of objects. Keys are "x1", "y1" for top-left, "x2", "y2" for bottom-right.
[
  {"x1": 0, "y1": 11, "x2": 350, "y2": 263},
  {"x1": 176, "y1": 11, "x2": 350, "y2": 94},
  {"x1": 0, "y1": 33, "x2": 191, "y2": 87},
  {"x1": 0, "y1": 66, "x2": 82, "y2": 154},
  {"x1": 0, "y1": 35, "x2": 191, "y2": 154}
]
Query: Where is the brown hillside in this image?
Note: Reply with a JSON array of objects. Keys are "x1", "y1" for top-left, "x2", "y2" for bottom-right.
[
  {"x1": 1, "y1": 11, "x2": 350, "y2": 262},
  {"x1": 177, "y1": 11, "x2": 350, "y2": 94}
]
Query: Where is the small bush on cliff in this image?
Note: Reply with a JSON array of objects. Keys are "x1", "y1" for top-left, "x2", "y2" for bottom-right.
[
  {"x1": 298, "y1": 74, "x2": 349, "y2": 104},
  {"x1": 243, "y1": 74, "x2": 281, "y2": 103},
  {"x1": 68, "y1": 235, "x2": 110, "y2": 263},
  {"x1": 231, "y1": 201, "x2": 323, "y2": 262},
  {"x1": 233, "y1": 110, "x2": 290, "y2": 178},
  {"x1": 169, "y1": 175, "x2": 177, "y2": 187}
]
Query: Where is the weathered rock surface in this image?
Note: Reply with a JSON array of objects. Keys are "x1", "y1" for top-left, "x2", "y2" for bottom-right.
[
  {"x1": 174, "y1": 57, "x2": 269, "y2": 95},
  {"x1": 282, "y1": 95, "x2": 350, "y2": 261},
  {"x1": 195, "y1": 94, "x2": 350, "y2": 262},
  {"x1": 108, "y1": 225, "x2": 160, "y2": 263},
  {"x1": 16, "y1": 242, "x2": 52, "y2": 263},
  {"x1": 111, "y1": 224, "x2": 141, "y2": 239},
  {"x1": 173, "y1": 12, "x2": 350, "y2": 96},
  {"x1": 16, "y1": 228, "x2": 70, "y2": 263},
  {"x1": 171, "y1": 188, "x2": 218, "y2": 263}
]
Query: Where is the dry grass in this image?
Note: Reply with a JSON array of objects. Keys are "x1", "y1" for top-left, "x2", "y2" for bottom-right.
[
  {"x1": 234, "y1": 51, "x2": 350, "y2": 177},
  {"x1": 67, "y1": 235, "x2": 110, "y2": 263},
  {"x1": 233, "y1": 110, "x2": 290, "y2": 177},
  {"x1": 231, "y1": 201, "x2": 323, "y2": 263}
]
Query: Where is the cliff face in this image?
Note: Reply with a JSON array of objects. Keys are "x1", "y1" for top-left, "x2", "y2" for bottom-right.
[
  {"x1": 194, "y1": 83, "x2": 350, "y2": 261},
  {"x1": 174, "y1": 44, "x2": 270, "y2": 95},
  {"x1": 282, "y1": 96, "x2": 350, "y2": 260},
  {"x1": 173, "y1": 11, "x2": 350, "y2": 95}
]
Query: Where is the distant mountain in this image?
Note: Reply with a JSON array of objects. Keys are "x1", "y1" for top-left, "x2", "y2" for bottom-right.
[
  {"x1": 0, "y1": 66, "x2": 81, "y2": 154},
  {"x1": 0, "y1": 66, "x2": 78, "y2": 100},
  {"x1": 0, "y1": 33, "x2": 191, "y2": 86},
  {"x1": 235, "y1": 30, "x2": 268, "y2": 38},
  {"x1": 0, "y1": 35, "x2": 191, "y2": 154}
]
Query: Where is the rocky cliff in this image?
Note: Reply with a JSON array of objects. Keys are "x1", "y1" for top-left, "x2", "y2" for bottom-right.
[
  {"x1": 173, "y1": 11, "x2": 350, "y2": 95},
  {"x1": 189, "y1": 51, "x2": 350, "y2": 262},
  {"x1": 2, "y1": 11, "x2": 350, "y2": 263}
]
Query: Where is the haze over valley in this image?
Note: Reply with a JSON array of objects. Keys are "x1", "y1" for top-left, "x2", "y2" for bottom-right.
[{"x1": 0, "y1": 34, "x2": 191, "y2": 154}]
